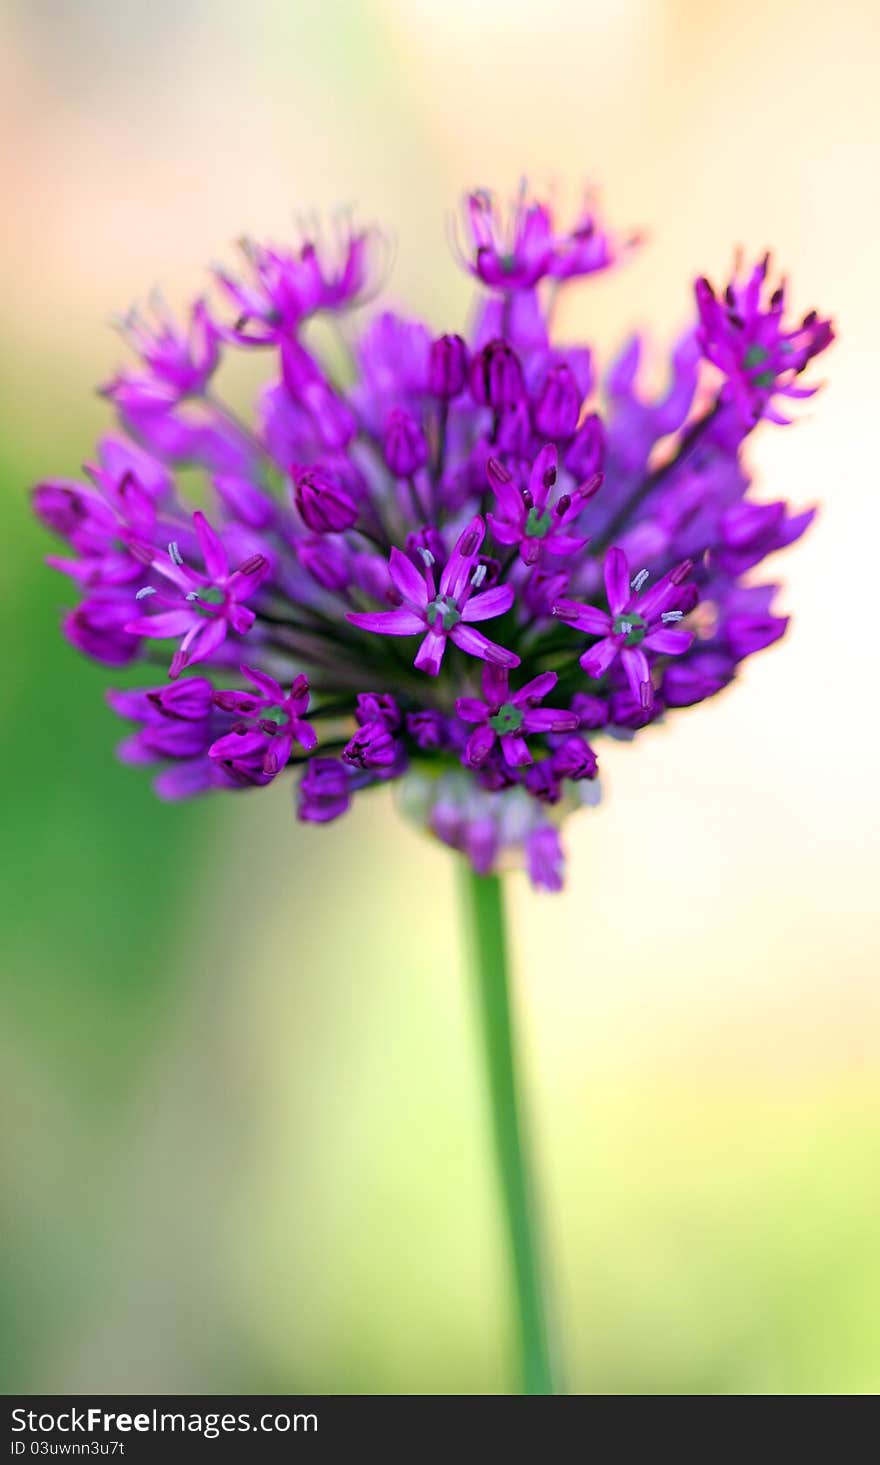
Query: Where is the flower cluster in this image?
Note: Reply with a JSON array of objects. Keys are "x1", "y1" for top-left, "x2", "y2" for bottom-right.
[{"x1": 32, "y1": 187, "x2": 832, "y2": 888}]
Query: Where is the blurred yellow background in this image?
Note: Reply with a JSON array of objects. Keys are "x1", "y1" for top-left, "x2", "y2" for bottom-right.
[{"x1": 2, "y1": 0, "x2": 878, "y2": 1394}]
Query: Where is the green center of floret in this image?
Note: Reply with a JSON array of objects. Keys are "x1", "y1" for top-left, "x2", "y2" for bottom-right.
[
  {"x1": 524, "y1": 507, "x2": 553, "y2": 539},
  {"x1": 489, "y1": 701, "x2": 524, "y2": 734},
  {"x1": 425, "y1": 595, "x2": 462, "y2": 631},
  {"x1": 743, "y1": 344, "x2": 775, "y2": 389},
  {"x1": 612, "y1": 611, "x2": 647, "y2": 646}
]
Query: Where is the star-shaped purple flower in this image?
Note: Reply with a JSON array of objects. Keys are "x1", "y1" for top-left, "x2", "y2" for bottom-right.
[
  {"x1": 487, "y1": 444, "x2": 602, "y2": 566},
  {"x1": 348, "y1": 515, "x2": 519, "y2": 676},
  {"x1": 456, "y1": 666, "x2": 579, "y2": 769},
  {"x1": 553, "y1": 546, "x2": 694, "y2": 710},
  {"x1": 125, "y1": 510, "x2": 270, "y2": 677}
]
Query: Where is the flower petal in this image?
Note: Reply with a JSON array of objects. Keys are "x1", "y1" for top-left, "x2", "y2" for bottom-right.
[
  {"x1": 124, "y1": 608, "x2": 196, "y2": 639},
  {"x1": 388, "y1": 546, "x2": 428, "y2": 608},
  {"x1": 522, "y1": 707, "x2": 580, "y2": 733},
  {"x1": 604, "y1": 546, "x2": 631, "y2": 614},
  {"x1": 193, "y1": 510, "x2": 229, "y2": 581},
  {"x1": 450, "y1": 622, "x2": 520, "y2": 667},
  {"x1": 464, "y1": 725, "x2": 496, "y2": 767},
  {"x1": 440, "y1": 515, "x2": 485, "y2": 600},
  {"x1": 620, "y1": 646, "x2": 652, "y2": 707},
  {"x1": 552, "y1": 599, "x2": 610, "y2": 635},
  {"x1": 461, "y1": 583, "x2": 515, "y2": 622},
  {"x1": 579, "y1": 635, "x2": 618, "y2": 679},
  {"x1": 347, "y1": 608, "x2": 425, "y2": 636},
  {"x1": 643, "y1": 627, "x2": 694, "y2": 655},
  {"x1": 455, "y1": 697, "x2": 489, "y2": 724},
  {"x1": 512, "y1": 670, "x2": 557, "y2": 706},
  {"x1": 500, "y1": 733, "x2": 532, "y2": 768},
  {"x1": 414, "y1": 627, "x2": 447, "y2": 676}
]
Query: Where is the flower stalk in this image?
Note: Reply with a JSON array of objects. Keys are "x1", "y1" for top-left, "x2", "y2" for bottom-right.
[{"x1": 461, "y1": 867, "x2": 556, "y2": 1394}]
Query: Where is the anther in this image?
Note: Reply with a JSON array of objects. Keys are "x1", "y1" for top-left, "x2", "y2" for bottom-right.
[
  {"x1": 471, "y1": 564, "x2": 487, "y2": 589},
  {"x1": 417, "y1": 547, "x2": 435, "y2": 568},
  {"x1": 661, "y1": 610, "x2": 683, "y2": 623},
  {"x1": 631, "y1": 568, "x2": 649, "y2": 593},
  {"x1": 168, "y1": 541, "x2": 184, "y2": 566},
  {"x1": 135, "y1": 586, "x2": 156, "y2": 600}
]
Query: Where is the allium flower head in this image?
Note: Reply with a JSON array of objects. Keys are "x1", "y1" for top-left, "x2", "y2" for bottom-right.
[
  {"x1": 32, "y1": 185, "x2": 832, "y2": 889},
  {"x1": 696, "y1": 253, "x2": 833, "y2": 425}
]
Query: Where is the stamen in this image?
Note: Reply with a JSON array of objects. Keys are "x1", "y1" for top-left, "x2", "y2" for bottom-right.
[
  {"x1": 471, "y1": 564, "x2": 487, "y2": 588},
  {"x1": 661, "y1": 610, "x2": 683, "y2": 623},
  {"x1": 631, "y1": 568, "x2": 649, "y2": 593},
  {"x1": 135, "y1": 586, "x2": 156, "y2": 600},
  {"x1": 185, "y1": 591, "x2": 201, "y2": 602},
  {"x1": 417, "y1": 547, "x2": 435, "y2": 568},
  {"x1": 168, "y1": 541, "x2": 184, "y2": 566}
]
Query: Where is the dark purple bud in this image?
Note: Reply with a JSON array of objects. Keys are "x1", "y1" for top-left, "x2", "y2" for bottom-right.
[
  {"x1": 65, "y1": 597, "x2": 141, "y2": 667},
  {"x1": 32, "y1": 481, "x2": 115, "y2": 548},
  {"x1": 405, "y1": 524, "x2": 445, "y2": 567},
  {"x1": 213, "y1": 688, "x2": 263, "y2": 715},
  {"x1": 550, "y1": 735, "x2": 598, "y2": 781},
  {"x1": 662, "y1": 653, "x2": 733, "y2": 707},
  {"x1": 355, "y1": 693, "x2": 402, "y2": 730},
  {"x1": 523, "y1": 762, "x2": 563, "y2": 804},
  {"x1": 342, "y1": 720, "x2": 397, "y2": 769},
  {"x1": 298, "y1": 757, "x2": 351, "y2": 823},
  {"x1": 428, "y1": 333, "x2": 469, "y2": 398},
  {"x1": 143, "y1": 680, "x2": 214, "y2": 721},
  {"x1": 470, "y1": 339, "x2": 525, "y2": 411},
  {"x1": 476, "y1": 749, "x2": 519, "y2": 791},
  {"x1": 533, "y1": 363, "x2": 581, "y2": 440},
  {"x1": 294, "y1": 466, "x2": 359, "y2": 533},
  {"x1": 570, "y1": 693, "x2": 610, "y2": 730},
  {"x1": 405, "y1": 710, "x2": 449, "y2": 751},
  {"x1": 383, "y1": 408, "x2": 428, "y2": 477},
  {"x1": 565, "y1": 412, "x2": 605, "y2": 480},
  {"x1": 296, "y1": 536, "x2": 351, "y2": 592},
  {"x1": 214, "y1": 473, "x2": 276, "y2": 529}
]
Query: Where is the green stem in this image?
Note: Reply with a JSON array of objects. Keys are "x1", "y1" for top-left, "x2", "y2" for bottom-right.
[{"x1": 461, "y1": 867, "x2": 557, "y2": 1395}]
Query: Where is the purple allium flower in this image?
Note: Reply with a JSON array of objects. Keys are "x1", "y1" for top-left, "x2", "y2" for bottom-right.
[
  {"x1": 460, "y1": 186, "x2": 634, "y2": 292},
  {"x1": 456, "y1": 666, "x2": 579, "y2": 770},
  {"x1": 487, "y1": 445, "x2": 602, "y2": 566},
  {"x1": 696, "y1": 255, "x2": 833, "y2": 426},
  {"x1": 111, "y1": 295, "x2": 220, "y2": 402},
  {"x1": 214, "y1": 223, "x2": 381, "y2": 344},
  {"x1": 553, "y1": 547, "x2": 695, "y2": 711},
  {"x1": 32, "y1": 183, "x2": 831, "y2": 890},
  {"x1": 124, "y1": 510, "x2": 270, "y2": 678},
  {"x1": 347, "y1": 516, "x2": 519, "y2": 676},
  {"x1": 211, "y1": 666, "x2": 317, "y2": 779}
]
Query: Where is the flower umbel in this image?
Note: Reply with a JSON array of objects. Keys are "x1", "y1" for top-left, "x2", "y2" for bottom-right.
[{"x1": 32, "y1": 184, "x2": 832, "y2": 889}]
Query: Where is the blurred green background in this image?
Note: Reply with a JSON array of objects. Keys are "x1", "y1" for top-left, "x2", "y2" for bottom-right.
[{"x1": 2, "y1": 0, "x2": 879, "y2": 1395}]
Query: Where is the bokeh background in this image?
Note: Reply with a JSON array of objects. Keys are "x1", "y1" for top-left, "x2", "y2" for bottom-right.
[{"x1": 2, "y1": 0, "x2": 879, "y2": 1396}]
